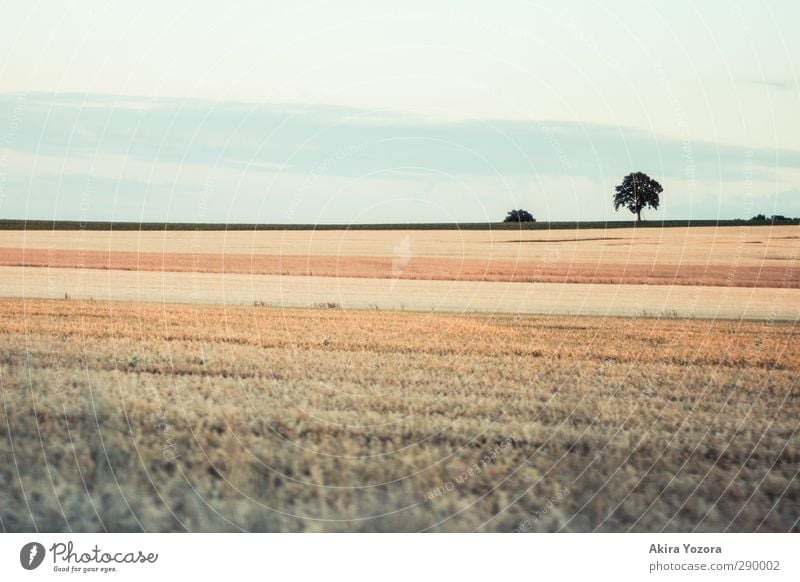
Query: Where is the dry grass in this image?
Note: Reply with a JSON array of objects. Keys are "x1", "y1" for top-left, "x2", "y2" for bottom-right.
[{"x1": 1, "y1": 298, "x2": 797, "y2": 532}]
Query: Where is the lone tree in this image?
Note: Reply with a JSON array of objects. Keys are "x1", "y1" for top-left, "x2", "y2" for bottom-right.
[
  {"x1": 613, "y1": 171, "x2": 662, "y2": 222},
  {"x1": 504, "y1": 209, "x2": 535, "y2": 223}
]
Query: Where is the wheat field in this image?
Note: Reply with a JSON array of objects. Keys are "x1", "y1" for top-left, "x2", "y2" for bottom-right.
[
  {"x1": 1, "y1": 298, "x2": 797, "y2": 532},
  {"x1": 3, "y1": 246, "x2": 797, "y2": 287},
  {"x1": 3, "y1": 225, "x2": 799, "y2": 320},
  {"x1": 3, "y1": 225, "x2": 798, "y2": 265}
]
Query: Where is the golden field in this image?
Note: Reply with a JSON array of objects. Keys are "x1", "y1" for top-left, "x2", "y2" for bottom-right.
[
  {"x1": 2, "y1": 225, "x2": 799, "y2": 265},
  {"x1": 1, "y1": 226, "x2": 800, "y2": 319},
  {"x1": 0, "y1": 225, "x2": 798, "y2": 533},
  {"x1": 2, "y1": 246, "x2": 796, "y2": 287},
  {"x1": 3, "y1": 266, "x2": 800, "y2": 320},
  {"x1": 1, "y1": 298, "x2": 797, "y2": 532}
]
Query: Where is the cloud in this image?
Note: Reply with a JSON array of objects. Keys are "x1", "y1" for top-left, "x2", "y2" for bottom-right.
[
  {"x1": 3, "y1": 92, "x2": 798, "y2": 180},
  {"x1": 1, "y1": 92, "x2": 799, "y2": 222},
  {"x1": 746, "y1": 79, "x2": 797, "y2": 92}
]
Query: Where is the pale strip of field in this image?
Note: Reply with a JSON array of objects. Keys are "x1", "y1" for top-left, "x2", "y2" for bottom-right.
[
  {"x1": 2, "y1": 226, "x2": 799, "y2": 266},
  {"x1": 2, "y1": 266, "x2": 798, "y2": 320}
]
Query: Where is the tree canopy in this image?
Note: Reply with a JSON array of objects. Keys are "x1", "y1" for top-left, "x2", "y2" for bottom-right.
[
  {"x1": 613, "y1": 172, "x2": 662, "y2": 222},
  {"x1": 503, "y1": 209, "x2": 535, "y2": 223}
]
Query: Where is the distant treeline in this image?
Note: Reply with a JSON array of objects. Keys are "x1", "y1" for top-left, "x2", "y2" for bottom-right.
[{"x1": 0, "y1": 218, "x2": 798, "y2": 231}]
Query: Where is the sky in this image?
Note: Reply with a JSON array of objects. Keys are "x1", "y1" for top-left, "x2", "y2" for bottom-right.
[{"x1": 0, "y1": 0, "x2": 798, "y2": 224}]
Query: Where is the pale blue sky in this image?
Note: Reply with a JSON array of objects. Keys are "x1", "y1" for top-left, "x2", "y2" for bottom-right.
[{"x1": 0, "y1": 0, "x2": 798, "y2": 223}]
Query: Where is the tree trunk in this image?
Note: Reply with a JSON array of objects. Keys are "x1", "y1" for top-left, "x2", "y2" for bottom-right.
[{"x1": 636, "y1": 208, "x2": 641, "y2": 222}]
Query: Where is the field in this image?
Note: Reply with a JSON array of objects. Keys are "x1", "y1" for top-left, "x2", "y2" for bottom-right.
[
  {"x1": 2, "y1": 226, "x2": 799, "y2": 319},
  {"x1": 1, "y1": 298, "x2": 797, "y2": 532},
  {"x1": 4, "y1": 225, "x2": 799, "y2": 266},
  {"x1": 3, "y1": 218, "x2": 798, "y2": 231},
  {"x1": 0, "y1": 225, "x2": 798, "y2": 532},
  {"x1": 3, "y1": 245, "x2": 798, "y2": 287}
]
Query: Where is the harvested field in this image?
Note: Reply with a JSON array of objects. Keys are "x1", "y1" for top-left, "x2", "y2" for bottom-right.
[
  {"x1": 2, "y1": 247, "x2": 797, "y2": 288},
  {"x1": 3, "y1": 266, "x2": 800, "y2": 320},
  {"x1": 2, "y1": 225, "x2": 799, "y2": 265},
  {"x1": 2, "y1": 225, "x2": 800, "y2": 320},
  {"x1": 1, "y1": 298, "x2": 797, "y2": 532},
  {"x1": 2, "y1": 226, "x2": 798, "y2": 533}
]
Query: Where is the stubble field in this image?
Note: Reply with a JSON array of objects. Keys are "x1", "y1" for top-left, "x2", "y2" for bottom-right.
[
  {"x1": 1, "y1": 298, "x2": 797, "y2": 532},
  {"x1": 2, "y1": 226, "x2": 800, "y2": 319},
  {"x1": 1, "y1": 225, "x2": 798, "y2": 532}
]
